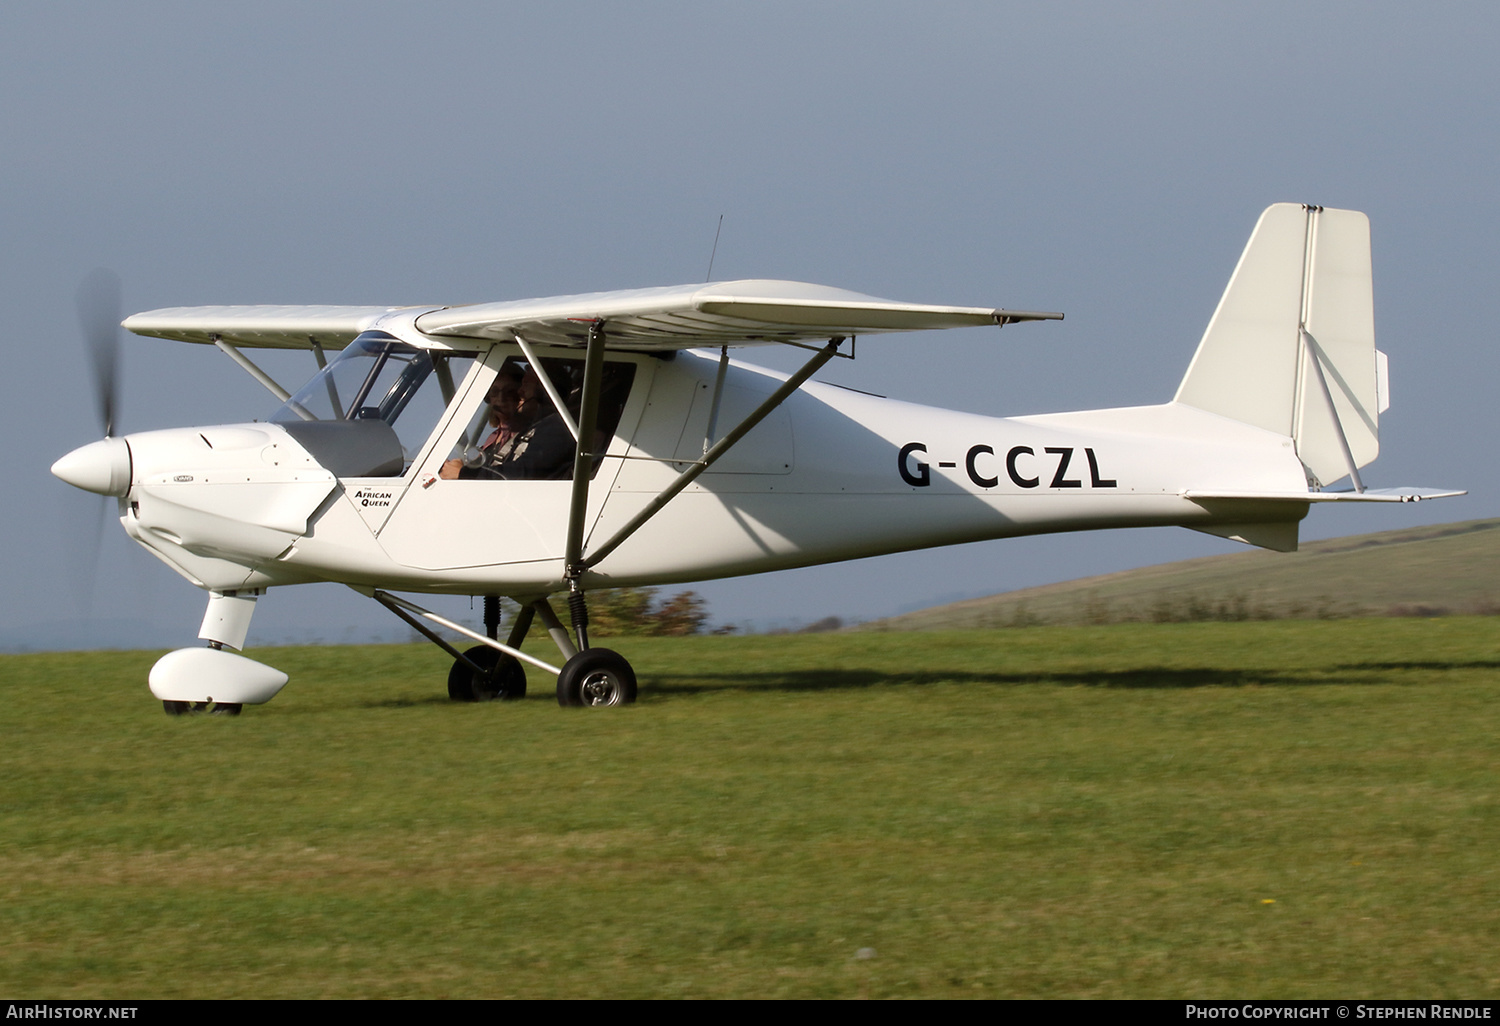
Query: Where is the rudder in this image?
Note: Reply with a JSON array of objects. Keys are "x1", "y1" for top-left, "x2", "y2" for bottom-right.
[{"x1": 1174, "y1": 203, "x2": 1386, "y2": 489}]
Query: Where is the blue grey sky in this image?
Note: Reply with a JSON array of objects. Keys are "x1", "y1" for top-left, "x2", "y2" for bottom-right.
[{"x1": 4, "y1": 2, "x2": 1495, "y2": 648}]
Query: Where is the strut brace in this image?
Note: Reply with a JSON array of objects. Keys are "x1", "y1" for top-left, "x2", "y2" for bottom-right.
[{"x1": 370, "y1": 589, "x2": 563, "y2": 676}]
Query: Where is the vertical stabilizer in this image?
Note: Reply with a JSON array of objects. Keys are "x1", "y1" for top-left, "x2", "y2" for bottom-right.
[{"x1": 1174, "y1": 204, "x2": 1381, "y2": 488}]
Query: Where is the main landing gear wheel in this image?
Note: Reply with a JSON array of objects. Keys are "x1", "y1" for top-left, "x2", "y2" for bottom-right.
[
  {"x1": 447, "y1": 646, "x2": 527, "y2": 702},
  {"x1": 556, "y1": 648, "x2": 637, "y2": 707}
]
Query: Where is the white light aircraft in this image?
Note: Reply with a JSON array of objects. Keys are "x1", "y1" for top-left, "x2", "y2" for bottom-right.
[{"x1": 52, "y1": 204, "x2": 1462, "y2": 714}]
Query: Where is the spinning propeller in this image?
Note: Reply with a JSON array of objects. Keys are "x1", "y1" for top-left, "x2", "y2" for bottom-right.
[
  {"x1": 77, "y1": 267, "x2": 122, "y2": 439},
  {"x1": 53, "y1": 269, "x2": 135, "y2": 616},
  {"x1": 51, "y1": 270, "x2": 132, "y2": 496}
]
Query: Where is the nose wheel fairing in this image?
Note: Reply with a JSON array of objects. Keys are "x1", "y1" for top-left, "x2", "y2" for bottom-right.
[{"x1": 148, "y1": 647, "x2": 288, "y2": 706}]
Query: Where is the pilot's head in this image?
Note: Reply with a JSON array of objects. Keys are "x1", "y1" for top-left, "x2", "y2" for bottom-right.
[{"x1": 517, "y1": 365, "x2": 571, "y2": 418}]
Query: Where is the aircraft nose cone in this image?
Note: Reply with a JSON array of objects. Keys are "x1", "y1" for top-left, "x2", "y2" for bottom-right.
[{"x1": 51, "y1": 437, "x2": 132, "y2": 496}]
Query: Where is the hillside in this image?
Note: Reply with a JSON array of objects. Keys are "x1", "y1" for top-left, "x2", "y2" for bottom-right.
[{"x1": 860, "y1": 518, "x2": 1500, "y2": 630}]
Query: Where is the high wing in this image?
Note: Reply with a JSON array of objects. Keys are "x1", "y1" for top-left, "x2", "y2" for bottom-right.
[
  {"x1": 122, "y1": 305, "x2": 400, "y2": 349},
  {"x1": 416, "y1": 280, "x2": 1061, "y2": 349},
  {"x1": 123, "y1": 280, "x2": 1062, "y2": 352}
]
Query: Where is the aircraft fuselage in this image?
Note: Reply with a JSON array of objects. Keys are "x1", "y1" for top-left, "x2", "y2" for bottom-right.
[{"x1": 114, "y1": 347, "x2": 1308, "y2": 598}]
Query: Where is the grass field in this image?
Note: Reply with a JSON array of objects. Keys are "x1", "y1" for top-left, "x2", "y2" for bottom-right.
[{"x1": 4, "y1": 620, "x2": 1499, "y2": 998}]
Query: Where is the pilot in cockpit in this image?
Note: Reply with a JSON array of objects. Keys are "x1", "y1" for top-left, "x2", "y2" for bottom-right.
[{"x1": 438, "y1": 367, "x2": 527, "y2": 480}]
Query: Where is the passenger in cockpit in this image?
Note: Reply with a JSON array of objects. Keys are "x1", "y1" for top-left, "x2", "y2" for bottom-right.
[
  {"x1": 490, "y1": 366, "x2": 578, "y2": 480},
  {"x1": 438, "y1": 368, "x2": 527, "y2": 480}
]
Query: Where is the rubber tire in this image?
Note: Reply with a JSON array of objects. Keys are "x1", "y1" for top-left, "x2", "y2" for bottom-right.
[
  {"x1": 448, "y1": 646, "x2": 527, "y2": 702},
  {"x1": 163, "y1": 700, "x2": 242, "y2": 716},
  {"x1": 556, "y1": 648, "x2": 637, "y2": 707}
]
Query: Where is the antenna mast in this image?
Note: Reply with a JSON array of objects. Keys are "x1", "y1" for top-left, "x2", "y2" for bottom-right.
[{"x1": 705, "y1": 214, "x2": 724, "y2": 282}]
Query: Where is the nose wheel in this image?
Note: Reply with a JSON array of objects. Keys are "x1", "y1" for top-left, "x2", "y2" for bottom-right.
[
  {"x1": 161, "y1": 700, "x2": 242, "y2": 716},
  {"x1": 556, "y1": 648, "x2": 637, "y2": 707}
]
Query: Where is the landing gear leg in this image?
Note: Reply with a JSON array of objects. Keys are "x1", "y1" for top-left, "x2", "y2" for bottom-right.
[
  {"x1": 567, "y1": 584, "x2": 590, "y2": 652},
  {"x1": 530, "y1": 598, "x2": 578, "y2": 660}
]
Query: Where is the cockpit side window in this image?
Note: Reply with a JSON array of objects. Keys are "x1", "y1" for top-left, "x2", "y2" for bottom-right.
[{"x1": 448, "y1": 355, "x2": 636, "y2": 481}]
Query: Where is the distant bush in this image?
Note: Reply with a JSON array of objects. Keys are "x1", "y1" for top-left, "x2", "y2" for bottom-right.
[
  {"x1": 652, "y1": 591, "x2": 711, "y2": 636},
  {"x1": 1149, "y1": 593, "x2": 1261, "y2": 623},
  {"x1": 589, "y1": 587, "x2": 710, "y2": 637}
]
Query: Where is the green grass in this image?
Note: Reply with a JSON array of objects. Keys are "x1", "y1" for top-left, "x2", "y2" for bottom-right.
[{"x1": 4, "y1": 620, "x2": 1500, "y2": 997}]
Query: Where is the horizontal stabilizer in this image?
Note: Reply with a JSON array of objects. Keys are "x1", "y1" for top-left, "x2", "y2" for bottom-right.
[{"x1": 1185, "y1": 487, "x2": 1466, "y2": 504}]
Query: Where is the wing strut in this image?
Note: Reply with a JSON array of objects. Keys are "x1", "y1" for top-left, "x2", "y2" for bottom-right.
[
  {"x1": 564, "y1": 320, "x2": 610, "y2": 581},
  {"x1": 559, "y1": 319, "x2": 612, "y2": 650},
  {"x1": 579, "y1": 334, "x2": 845, "y2": 575},
  {"x1": 703, "y1": 346, "x2": 729, "y2": 454},
  {"x1": 516, "y1": 332, "x2": 581, "y2": 443},
  {"x1": 212, "y1": 336, "x2": 301, "y2": 409}
]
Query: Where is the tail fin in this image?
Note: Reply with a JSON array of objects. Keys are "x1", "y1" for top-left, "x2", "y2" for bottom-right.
[{"x1": 1174, "y1": 203, "x2": 1388, "y2": 489}]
